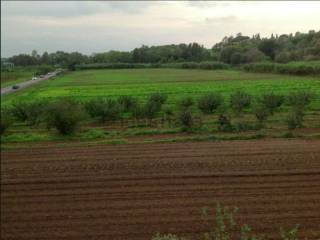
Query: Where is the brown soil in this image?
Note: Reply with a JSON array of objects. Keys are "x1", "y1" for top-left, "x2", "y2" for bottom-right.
[{"x1": 1, "y1": 139, "x2": 320, "y2": 240}]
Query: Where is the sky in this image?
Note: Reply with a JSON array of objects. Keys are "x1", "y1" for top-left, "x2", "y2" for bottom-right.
[{"x1": 1, "y1": 1, "x2": 320, "y2": 57}]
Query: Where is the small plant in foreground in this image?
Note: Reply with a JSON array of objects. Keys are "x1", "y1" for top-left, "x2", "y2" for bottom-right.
[
  {"x1": 230, "y1": 91, "x2": 252, "y2": 114},
  {"x1": 153, "y1": 203, "x2": 304, "y2": 240},
  {"x1": 152, "y1": 233, "x2": 184, "y2": 240},
  {"x1": 198, "y1": 93, "x2": 224, "y2": 114},
  {"x1": 45, "y1": 100, "x2": 86, "y2": 135}
]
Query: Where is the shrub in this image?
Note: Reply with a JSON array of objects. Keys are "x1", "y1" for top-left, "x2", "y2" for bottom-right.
[
  {"x1": 0, "y1": 110, "x2": 12, "y2": 135},
  {"x1": 144, "y1": 100, "x2": 161, "y2": 125},
  {"x1": 45, "y1": 100, "x2": 85, "y2": 135},
  {"x1": 230, "y1": 91, "x2": 252, "y2": 114},
  {"x1": 199, "y1": 61, "x2": 230, "y2": 70},
  {"x1": 178, "y1": 96, "x2": 194, "y2": 109},
  {"x1": 85, "y1": 98, "x2": 121, "y2": 123},
  {"x1": 163, "y1": 107, "x2": 174, "y2": 126},
  {"x1": 181, "y1": 62, "x2": 199, "y2": 69},
  {"x1": 10, "y1": 100, "x2": 30, "y2": 122},
  {"x1": 217, "y1": 114, "x2": 233, "y2": 132},
  {"x1": 178, "y1": 109, "x2": 193, "y2": 130},
  {"x1": 286, "y1": 110, "x2": 304, "y2": 130},
  {"x1": 25, "y1": 101, "x2": 48, "y2": 126},
  {"x1": 254, "y1": 104, "x2": 269, "y2": 125},
  {"x1": 242, "y1": 61, "x2": 320, "y2": 76},
  {"x1": 131, "y1": 103, "x2": 146, "y2": 126},
  {"x1": 287, "y1": 91, "x2": 312, "y2": 110},
  {"x1": 198, "y1": 93, "x2": 224, "y2": 114},
  {"x1": 9, "y1": 100, "x2": 47, "y2": 125},
  {"x1": 233, "y1": 121, "x2": 258, "y2": 132},
  {"x1": 259, "y1": 93, "x2": 284, "y2": 115},
  {"x1": 118, "y1": 96, "x2": 137, "y2": 112},
  {"x1": 148, "y1": 92, "x2": 167, "y2": 105}
]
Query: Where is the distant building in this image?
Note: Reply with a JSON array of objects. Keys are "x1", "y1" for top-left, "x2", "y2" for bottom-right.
[{"x1": 1, "y1": 59, "x2": 15, "y2": 71}]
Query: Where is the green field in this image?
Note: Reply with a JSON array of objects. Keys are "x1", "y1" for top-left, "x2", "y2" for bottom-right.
[
  {"x1": 2, "y1": 68, "x2": 320, "y2": 145},
  {"x1": 2, "y1": 69, "x2": 320, "y2": 108}
]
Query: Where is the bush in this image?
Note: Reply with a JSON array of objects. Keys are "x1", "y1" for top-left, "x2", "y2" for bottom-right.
[
  {"x1": 254, "y1": 104, "x2": 269, "y2": 125},
  {"x1": 144, "y1": 100, "x2": 161, "y2": 125},
  {"x1": 217, "y1": 114, "x2": 233, "y2": 132},
  {"x1": 178, "y1": 96, "x2": 194, "y2": 109},
  {"x1": 0, "y1": 110, "x2": 12, "y2": 135},
  {"x1": 198, "y1": 93, "x2": 224, "y2": 114},
  {"x1": 230, "y1": 91, "x2": 252, "y2": 114},
  {"x1": 287, "y1": 91, "x2": 312, "y2": 110},
  {"x1": 181, "y1": 62, "x2": 199, "y2": 69},
  {"x1": 35, "y1": 65, "x2": 54, "y2": 76},
  {"x1": 163, "y1": 107, "x2": 174, "y2": 126},
  {"x1": 242, "y1": 61, "x2": 320, "y2": 75},
  {"x1": 85, "y1": 98, "x2": 121, "y2": 123},
  {"x1": 131, "y1": 103, "x2": 146, "y2": 126},
  {"x1": 233, "y1": 121, "x2": 259, "y2": 132},
  {"x1": 118, "y1": 95, "x2": 137, "y2": 112},
  {"x1": 286, "y1": 110, "x2": 304, "y2": 130},
  {"x1": 9, "y1": 100, "x2": 47, "y2": 125},
  {"x1": 45, "y1": 100, "x2": 85, "y2": 135},
  {"x1": 259, "y1": 93, "x2": 284, "y2": 115},
  {"x1": 148, "y1": 92, "x2": 167, "y2": 105},
  {"x1": 178, "y1": 109, "x2": 193, "y2": 130},
  {"x1": 9, "y1": 100, "x2": 30, "y2": 122},
  {"x1": 199, "y1": 61, "x2": 230, "y2": 70}
]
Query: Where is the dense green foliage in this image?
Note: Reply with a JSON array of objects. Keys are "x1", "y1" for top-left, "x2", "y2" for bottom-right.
[
  {"x1": 5, "y1": 30, "x2": 319, "y2": 69},
  {"x1": 45, "y1": 100, "x2": 86, "y2": 135},
  {"x1": 197, "y1": 93, "x2": 224, "y2": 114},
  {"x1": 243, "y1": 61, "x2": 320, "y2": 75}
]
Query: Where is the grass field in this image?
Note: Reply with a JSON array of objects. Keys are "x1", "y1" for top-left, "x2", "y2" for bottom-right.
[
  {"x1": 1, "y1": 68, "x2": 320, "y2": 145},
  {"x1": 2, "y1": 69, "x2": 320, "y2": 108},
  {"x1": 1, "y1": 67, "x2": 37, "y2": 88}
]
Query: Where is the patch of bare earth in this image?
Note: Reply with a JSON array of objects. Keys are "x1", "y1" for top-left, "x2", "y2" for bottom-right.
[{"x1": 1, "y1": 139, "x2": 320, "y2": 240}]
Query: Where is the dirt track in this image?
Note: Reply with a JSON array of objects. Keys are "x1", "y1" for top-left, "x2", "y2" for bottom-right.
[{"x1": 1, "y1": 139, "x2": 320, "y2": 240}]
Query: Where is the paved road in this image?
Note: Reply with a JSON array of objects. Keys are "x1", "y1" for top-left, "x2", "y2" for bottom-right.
[{"x1": 1, "y1": 70, "x2": 61, "y2": 96}]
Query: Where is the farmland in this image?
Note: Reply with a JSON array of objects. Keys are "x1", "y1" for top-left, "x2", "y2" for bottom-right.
[
  {"x1": 1, "y1": 68, "x2": 320, "y2": 145},
  {"x1": 2, "y1": 69, "x2": 320, "y2": 106},
  {"x1": 1, "y1": 68, "x2": 320, "y2": 240},
  {"x1": 1, "y1": 139, "x2": 320, "y2": 240}
]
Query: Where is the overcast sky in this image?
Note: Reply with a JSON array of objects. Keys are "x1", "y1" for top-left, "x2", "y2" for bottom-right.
[{"x1": 1, "y1": 1, "x2": 320, "y2": 57}]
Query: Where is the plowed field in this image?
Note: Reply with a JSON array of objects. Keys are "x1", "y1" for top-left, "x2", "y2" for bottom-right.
[{"x1": 1, "y1": 139, "x2": 320, "y2": 240}]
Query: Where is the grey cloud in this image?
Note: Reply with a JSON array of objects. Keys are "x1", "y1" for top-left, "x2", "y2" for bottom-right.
[{"x1": 1, "y1": 1, "x2": 153, "y2": 18}]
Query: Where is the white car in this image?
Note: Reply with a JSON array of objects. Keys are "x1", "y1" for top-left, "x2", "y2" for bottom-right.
[{"x1": 32, "y1": 77, "x2": 38, "y2": 80}]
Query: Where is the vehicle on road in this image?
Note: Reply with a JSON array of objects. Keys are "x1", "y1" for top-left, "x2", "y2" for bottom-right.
[
  {"x1": 12, "y1": 85, "x2": 19, "y2": 89},
  {"x1": 32, "y1": 77, "x2": 38, "y2": 80}
]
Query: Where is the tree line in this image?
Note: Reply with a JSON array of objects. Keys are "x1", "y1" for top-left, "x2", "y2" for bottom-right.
[{"x1": 3, "y1": 30, "x2": 319, "y2": 69}]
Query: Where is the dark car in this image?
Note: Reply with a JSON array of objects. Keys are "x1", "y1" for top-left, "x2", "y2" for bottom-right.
[{"x1": 12, "y1": 85, "x2": 19, "y2": 90}]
